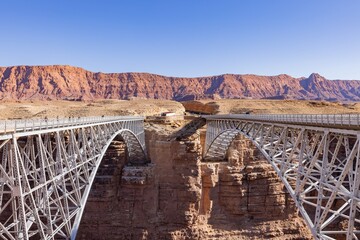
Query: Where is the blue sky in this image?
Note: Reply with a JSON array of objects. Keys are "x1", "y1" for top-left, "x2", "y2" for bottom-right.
[{"x1": 0, "y1": 1, "x2": 359, "y2": 79}]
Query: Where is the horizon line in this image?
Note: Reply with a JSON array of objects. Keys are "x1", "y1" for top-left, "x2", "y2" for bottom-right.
[{"x1": 0, "y1": 64, "x2": 359, "y2": 81}]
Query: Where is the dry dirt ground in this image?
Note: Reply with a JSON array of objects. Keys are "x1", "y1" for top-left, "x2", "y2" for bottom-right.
[
  {"x1": 182, "y1": 99, "x2": 360, "y2": 115},
  {"x1": 0, "y1": 99, "x2": 185, "y2": 120},
  {"x1": 0, "y1": 99, "x2": 359, "y2": 120}
]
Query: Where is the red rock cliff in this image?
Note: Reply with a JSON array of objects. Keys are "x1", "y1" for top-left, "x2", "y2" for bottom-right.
[{"x1": 0, "y1": 65, "x2": 359, "y2": 101}]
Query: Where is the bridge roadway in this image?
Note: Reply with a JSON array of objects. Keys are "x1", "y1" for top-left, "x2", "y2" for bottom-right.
[
  {"x1": 204, "y1": 114, "x2": 360, "y2": 240},
  {"x1": 0, "y1": 116, "x2": 147, "y2": 240},
  {"x1": 205, "y1": 113, "x2": 360, "y2": 130}
]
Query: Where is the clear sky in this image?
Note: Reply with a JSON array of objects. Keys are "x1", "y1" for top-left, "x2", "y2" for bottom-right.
[{"x1": 0, "y1": 0, "x2": 359, "y2": 79}]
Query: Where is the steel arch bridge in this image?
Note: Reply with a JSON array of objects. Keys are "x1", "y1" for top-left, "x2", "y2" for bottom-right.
[
  {"x1": 0, "y1": 116, "x2": 147, "y2": 240},
  {"x1": 204, "y1": 114, "x2": 360, "y2": 240}
]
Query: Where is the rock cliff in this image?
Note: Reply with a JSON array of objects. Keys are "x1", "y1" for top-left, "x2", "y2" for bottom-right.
[{"x1": 0, "y1": 65, "x2": 359, "y2": 101}]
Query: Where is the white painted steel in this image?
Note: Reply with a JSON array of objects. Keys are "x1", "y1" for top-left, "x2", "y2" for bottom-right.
[
  {"x1": 204, "y1": 114, "x2": 360, "y2": 240},
  {"x1": 205, "y1": 114, "x2": 360, "y2": 129},
  {"x1": 0, "y1": 116, "x2": 146, "y2": 239}
]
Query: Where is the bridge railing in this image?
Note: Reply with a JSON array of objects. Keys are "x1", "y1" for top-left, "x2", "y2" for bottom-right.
[
  {"x1": 204, "y1": 114, "x2": 360, "y2": 128},
  {"x1": 0, "y1": 116, "x2": 144, "y2": 134}
]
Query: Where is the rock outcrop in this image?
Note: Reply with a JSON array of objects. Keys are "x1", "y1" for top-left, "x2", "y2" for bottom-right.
[{"x1": 0, "y1": 65, "x2": 359, "y2": 101}]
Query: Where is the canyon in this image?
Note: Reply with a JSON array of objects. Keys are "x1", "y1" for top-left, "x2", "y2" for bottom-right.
[
  {"x1": 76, "y1": 118, "x2": 313, "y2": 239},
  {"x1": 1, "y1": 66, "x2": 358, "y2": 239},
  {"x1": 0, "y1": 65, "x2": 360, "y2": 101}
]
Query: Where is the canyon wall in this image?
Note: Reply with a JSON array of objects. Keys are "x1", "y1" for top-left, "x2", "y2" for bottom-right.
[
  {"x1": 0, "y1": 65, "x2": 360, "y2": 101},
  {"x1": 77, "y1": 120, "x2": 312, "y2": 239}
]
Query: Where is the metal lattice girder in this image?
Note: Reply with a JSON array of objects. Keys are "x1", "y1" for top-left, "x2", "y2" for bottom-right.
[
  {"x1": 0, "y1": 116, "x2": 147, "y2": 240},
  {"x1": 204, "y1": 114, "x2": 360, "y2": 240}
]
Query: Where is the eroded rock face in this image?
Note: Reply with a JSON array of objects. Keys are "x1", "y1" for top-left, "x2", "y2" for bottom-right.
[
  {"x1": 77, "y1": 122, "x2": 312, "y2": 239},
  {"x1": 181, "y1": 101, "x2": 220, "y2": 114},
  {"x1": 0, "y1": 65, "x2": 360, "y2": 101},
  {"x1": 196, "y1": 135, "x2": 312, "y2": 239}
]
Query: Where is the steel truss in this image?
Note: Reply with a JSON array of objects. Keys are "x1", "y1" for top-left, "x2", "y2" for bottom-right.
[
  {"x1": 204, "y1": 116, "x2": 360, "y2": 240},
  {"x1": 0, "y1": 117, "x2": 146, "y2": 239}
]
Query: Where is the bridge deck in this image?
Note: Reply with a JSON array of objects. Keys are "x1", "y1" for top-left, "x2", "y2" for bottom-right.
[
  {"x1": 204, "y1": 114, "x2": 360, "y2": 130},
  {"x1": 0, "y1": 116, "x2": 144, "y2": 138}
]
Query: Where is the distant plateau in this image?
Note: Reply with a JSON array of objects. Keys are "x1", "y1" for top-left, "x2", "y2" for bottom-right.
[{"x1": 0, "y1": 65, "x2": 359, "y2": 101}]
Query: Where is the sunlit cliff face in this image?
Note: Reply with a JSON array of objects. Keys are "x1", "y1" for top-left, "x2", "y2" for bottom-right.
[{"x1": 0, "y1": 65, "x2": 360, "y2": 101}]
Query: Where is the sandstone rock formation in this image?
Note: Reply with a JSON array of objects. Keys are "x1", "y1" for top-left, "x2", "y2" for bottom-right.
[
  {"x1": 0, "y1": 65, "x2": 359, "y2": 101},
  {"x1": 182, "y1": 99, "x2": 360, "y2": 115},
  {"x1": 77, "y1": 119, "x2": 313, "y2": 239}
]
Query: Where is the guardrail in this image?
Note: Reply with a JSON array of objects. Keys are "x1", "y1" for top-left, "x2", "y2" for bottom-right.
[
  {"x1": 204, "y1": 114, "x2": 360, "y2": 128},
  {"x1": 0, "y1": 116, "x2": 144, "y2": 134}
]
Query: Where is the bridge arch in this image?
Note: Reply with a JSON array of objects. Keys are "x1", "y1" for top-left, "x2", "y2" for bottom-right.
[
  {"x1": 70, "y1": 128, "x2": 148, "y2": 239},
  {"x1": 204, "y1": 117, "x2": 360, "y2": 240},
  {"x1": 204, "y1": 129, "x2": 246, "y2": 162}
]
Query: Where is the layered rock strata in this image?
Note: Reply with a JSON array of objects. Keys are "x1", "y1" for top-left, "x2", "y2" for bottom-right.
[{"x1": 0, "y1": 65, "x2": 359, "y2": 101}]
